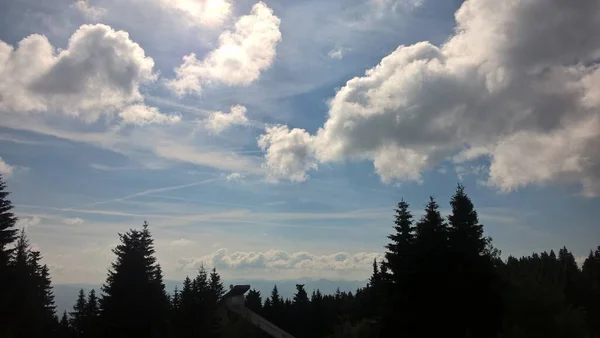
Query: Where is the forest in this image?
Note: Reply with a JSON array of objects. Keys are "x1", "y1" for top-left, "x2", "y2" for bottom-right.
[{"x1": 0, "y1": 174, "x2": 599, "y2": 338}]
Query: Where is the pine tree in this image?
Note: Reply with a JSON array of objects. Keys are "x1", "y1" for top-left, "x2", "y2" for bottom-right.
[
  {"x1": 293, "y1": 284, "x2": 309, "y2": 305},
  {"x1": 85, "y1": 289, "x2": 99, "y2": 337},
  {"x1": 0, "y1": 175, "x2": 18, "y2": 337},
  {"x1": 245, "y1": 289, "x2": 262, "y2": 313},
  {"x1": 415, "y1": 197, "x2": 447, "y2": 251},
  {"x1": 384, "y1": 199, "x2": 414, "y2": 280},
  {"x1": 7, "y1": 230, "x2": 56, "y2": 337},
  {"x1": 381, "y1": 199, "x2": 415, "y2": 334},
  {"x1": 267, "y1": 285, "x2": 283, "y2": 328},
  {"x1": 270, "y1": 285, "x2": 281, "y2": 307},
  {"x1": 402, "y1": 197, "x2": 448, "y2": 337},
  {"x1": 100, "y1": 222, "x2": 170, "y2": 338},
  {"x1": 446, "y1": 185, "x2": 502, "y2": 337},
  {"x1": 171, "y1": 286, "x2": 181, "y2": 311},
  {"x1": 70, "y1": 289, "x2": 87, "y2": 336},
  {"x1": 0, "y1": 175, "x2": 17, "y2": 259},
  {"x1": 448, "y1": 184, "x2": 486, "y2": 255},
  {"x1": 176, "y1": 276, "x2": 195, "y2": 338},
  {"x1": 208, "y1": 267, "x2": 225, "y2": 337},
  {"x1": 209, "y1": 267, "x2": 225, "y2": 298},
  {"x1": 59, "y1": 310, "x2": 72, "y2": 338}
]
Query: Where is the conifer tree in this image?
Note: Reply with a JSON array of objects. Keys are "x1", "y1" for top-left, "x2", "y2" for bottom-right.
[
  {"x1": 100, "y1": 222, "x2": 170, "y2": 337},
  {"x1": 293, "y1": 284, "x2": 309, "y2": 306},
  {"x1": 70, "y1": 289, "x2": 87, "y2": 336},
  {"x1": 171, "y1": 286, "x2": 181, "y2": 311},
  {"x1": 59, "y1": 310, "x2": 72, "y2": 338},
  {"x1": 448, "y1": 184, "x2": 486, "y2": 256},
  {"x1": 384, "y1": 199, "x2": 414, "y2": 280},
  {"x1": 0, "y1": 175, "x2": 17, "y2": 260},
  {"x1": 208, "y1": 267, "x2": 225, "y2": 337},
  {"x1": 209, "y1": 267, "x2": 225, "y2": 299},
  {"x1": 0, "y1": 175, "x2": 18, "y2": 335},
  {"x1": 270, "y1": 285, "x2": 281, "y2": 307},
  {"x1": 85, "y1": 289, "x2": 100, "y2": 337},
  {"x1": 245, "y1": 289, "x2": 262, "y2": 313},
  {"x1": 7, "y1": 230, "x2": 56, "y2": 337},
  {"x1": 446, "y1": 184, "x2": 502, "y2": 337}
]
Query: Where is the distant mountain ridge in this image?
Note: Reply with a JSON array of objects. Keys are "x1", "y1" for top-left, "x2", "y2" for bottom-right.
[{"x1": 53, "y1": 278, "x2": 368, "y2": 315}]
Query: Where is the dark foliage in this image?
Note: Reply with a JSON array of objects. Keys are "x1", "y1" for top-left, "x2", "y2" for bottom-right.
[{"x1": 1, "y1": 176, "x2": 599, "y2": 338}]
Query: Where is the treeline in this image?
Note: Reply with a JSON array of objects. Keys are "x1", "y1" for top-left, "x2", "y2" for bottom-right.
[{"x1": 1, "y1": 175, "x2": 600, "y2": 337}]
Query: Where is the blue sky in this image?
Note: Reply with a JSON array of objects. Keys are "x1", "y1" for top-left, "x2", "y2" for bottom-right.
[{"x1": 0, "y1": 0, "x2": 599, "y2": 284}]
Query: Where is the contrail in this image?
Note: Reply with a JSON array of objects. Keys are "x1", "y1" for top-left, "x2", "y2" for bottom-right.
[{"x1": 83, "y1": 178, "x2": 218, "y2": 207}]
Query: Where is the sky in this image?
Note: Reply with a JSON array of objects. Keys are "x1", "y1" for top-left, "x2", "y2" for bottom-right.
[{"x1": 0, "y1": 0, "x2": 599, "y2": 285}]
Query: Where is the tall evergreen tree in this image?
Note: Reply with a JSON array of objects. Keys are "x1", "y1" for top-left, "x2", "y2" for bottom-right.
[
  {"x1": 209, "y1": 267, "x2": 225, "y2": 299},
  {"x1": 270, "y1": 285, "x2": 281, "y2": 307},
  {"x1": 0, "y1": 175, "x2": 18, "y2": 337},
  {"x1": 446, "y1": 184, "x2": 502, "y2": 337},
  {"x1": 245, "y1": 289, "x2": 262, "y2": 313},
  {"x1": 85, "y1": 289, "x2": 100, "y2": 337},
  {"x1": 384, "y1": 199, "x2": 414, "y2": 278},
  {"x1": 0, "y1": 175, "x2": 17, "y2": 259},
  {"x1": 100, "y1": 222, "x2": 170, "y2": 338},
  {"x1": 7, "y1": 230, "x2": 56, "y2": 338},
  {"x1": 448, "y1": 184, "x2": 486, "y2": 255},
  {"x1": 582, "y1": 247, "x2": 600, "y2": 336},
  {"x1": 70, "y1": 289, "x2": 87, "y2": 336}
]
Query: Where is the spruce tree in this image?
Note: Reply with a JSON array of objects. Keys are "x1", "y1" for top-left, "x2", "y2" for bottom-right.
[
  {"x1": 270, "y1": 285, "x2": 281, "y2": 307},
  {"x1": 293, "y1": 284, "x2": 309, "y2": 305},
  {"x1": 100, "y1": 222, "x2": 170, "y2": 337},
  {"x1": 7, "y1": 230, "x2": 56, "y2": 337},
  {"x1": 209, "y1": 267, "x2": 225, "y2": 299},
  {"x1": 448, "y1": 184, "x2": 486, "y2": 255},
  {"x1": 59, "y1": 310, "x2": 72, "y2": 338},
  {"x1": 407, "y1": 197, "x2": 448, "y2": 337},
  {"x1": 208, "y1": 267, "x2": 225, "y2": 337},
  {"x1": 0, "y1": 175, "x2": 17, "y2": 259},
  {"x1": 446, "y1": 184, "x2": 502, "y2": 337},
  {"x1": 0, "y1": 175, "x2": 18, "y2": 336},
  {"x1": 384, "y1": 199, "x2": 414, "y2": 279},
  {"x1": 84, "y1": 289, "x2": 100, "y2": 338},
  {"x1": 245, "y1": 289, "x2": 262, "y2": 313},
  {"x1": 70, "y1": 289, "x2": 87, "y2": 336}
]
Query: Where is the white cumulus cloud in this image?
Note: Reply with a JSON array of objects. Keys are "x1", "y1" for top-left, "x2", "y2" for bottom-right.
[
  {"x1": 158, "y1": 0, "x2": 232, "y2": 28},
  {"x1": 71, "y1": 0, "x2": 106, "y2": 21},
  {"x1": 0, "y1": 157, "x2": 14, "y2": 177},
  {"x1": 167, "y1": 1, "x2": 282, "y2": 96},
  {"x1": 258, "y1": 0, "x2": 600, "y2": 196},
  {"x1": 205, "y1": 104, "x2": 249, "y2": 133},
  {"x1": 178, "y1": 248, "x2": 383, "y2": 271},
  {"x1": 257, "y1": 125, "x2": 317, "y2": 182},
  {"x1": 0, "y1": 24, "x2": 158, "y2": 123}
]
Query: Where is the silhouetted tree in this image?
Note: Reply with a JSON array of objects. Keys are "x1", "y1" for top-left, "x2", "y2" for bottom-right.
[
  {"x1": 59, "y1": 310, "x2": 72, "y2": 337},
  {"x1": 100, "y1": 222, "x2": 170, "y2": 337},
  {"x1": 7, "y1": 230, "x2": 56, "y2": 337},
  {"x1": 85, "y1": 289, "x2": 100, "y2": 337},
  {"x1": 446, "y1": 184, "x2": 502, "y2": 337},
  {"x1": 0, "y1": 175, "x2": 18, "y2": 337},
  {"x1": 70, "y1": 289, "x2": 87, "y2": 336},
  {"x1": 245, "y1": 289, "x2": 262, "y2": 313}
]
